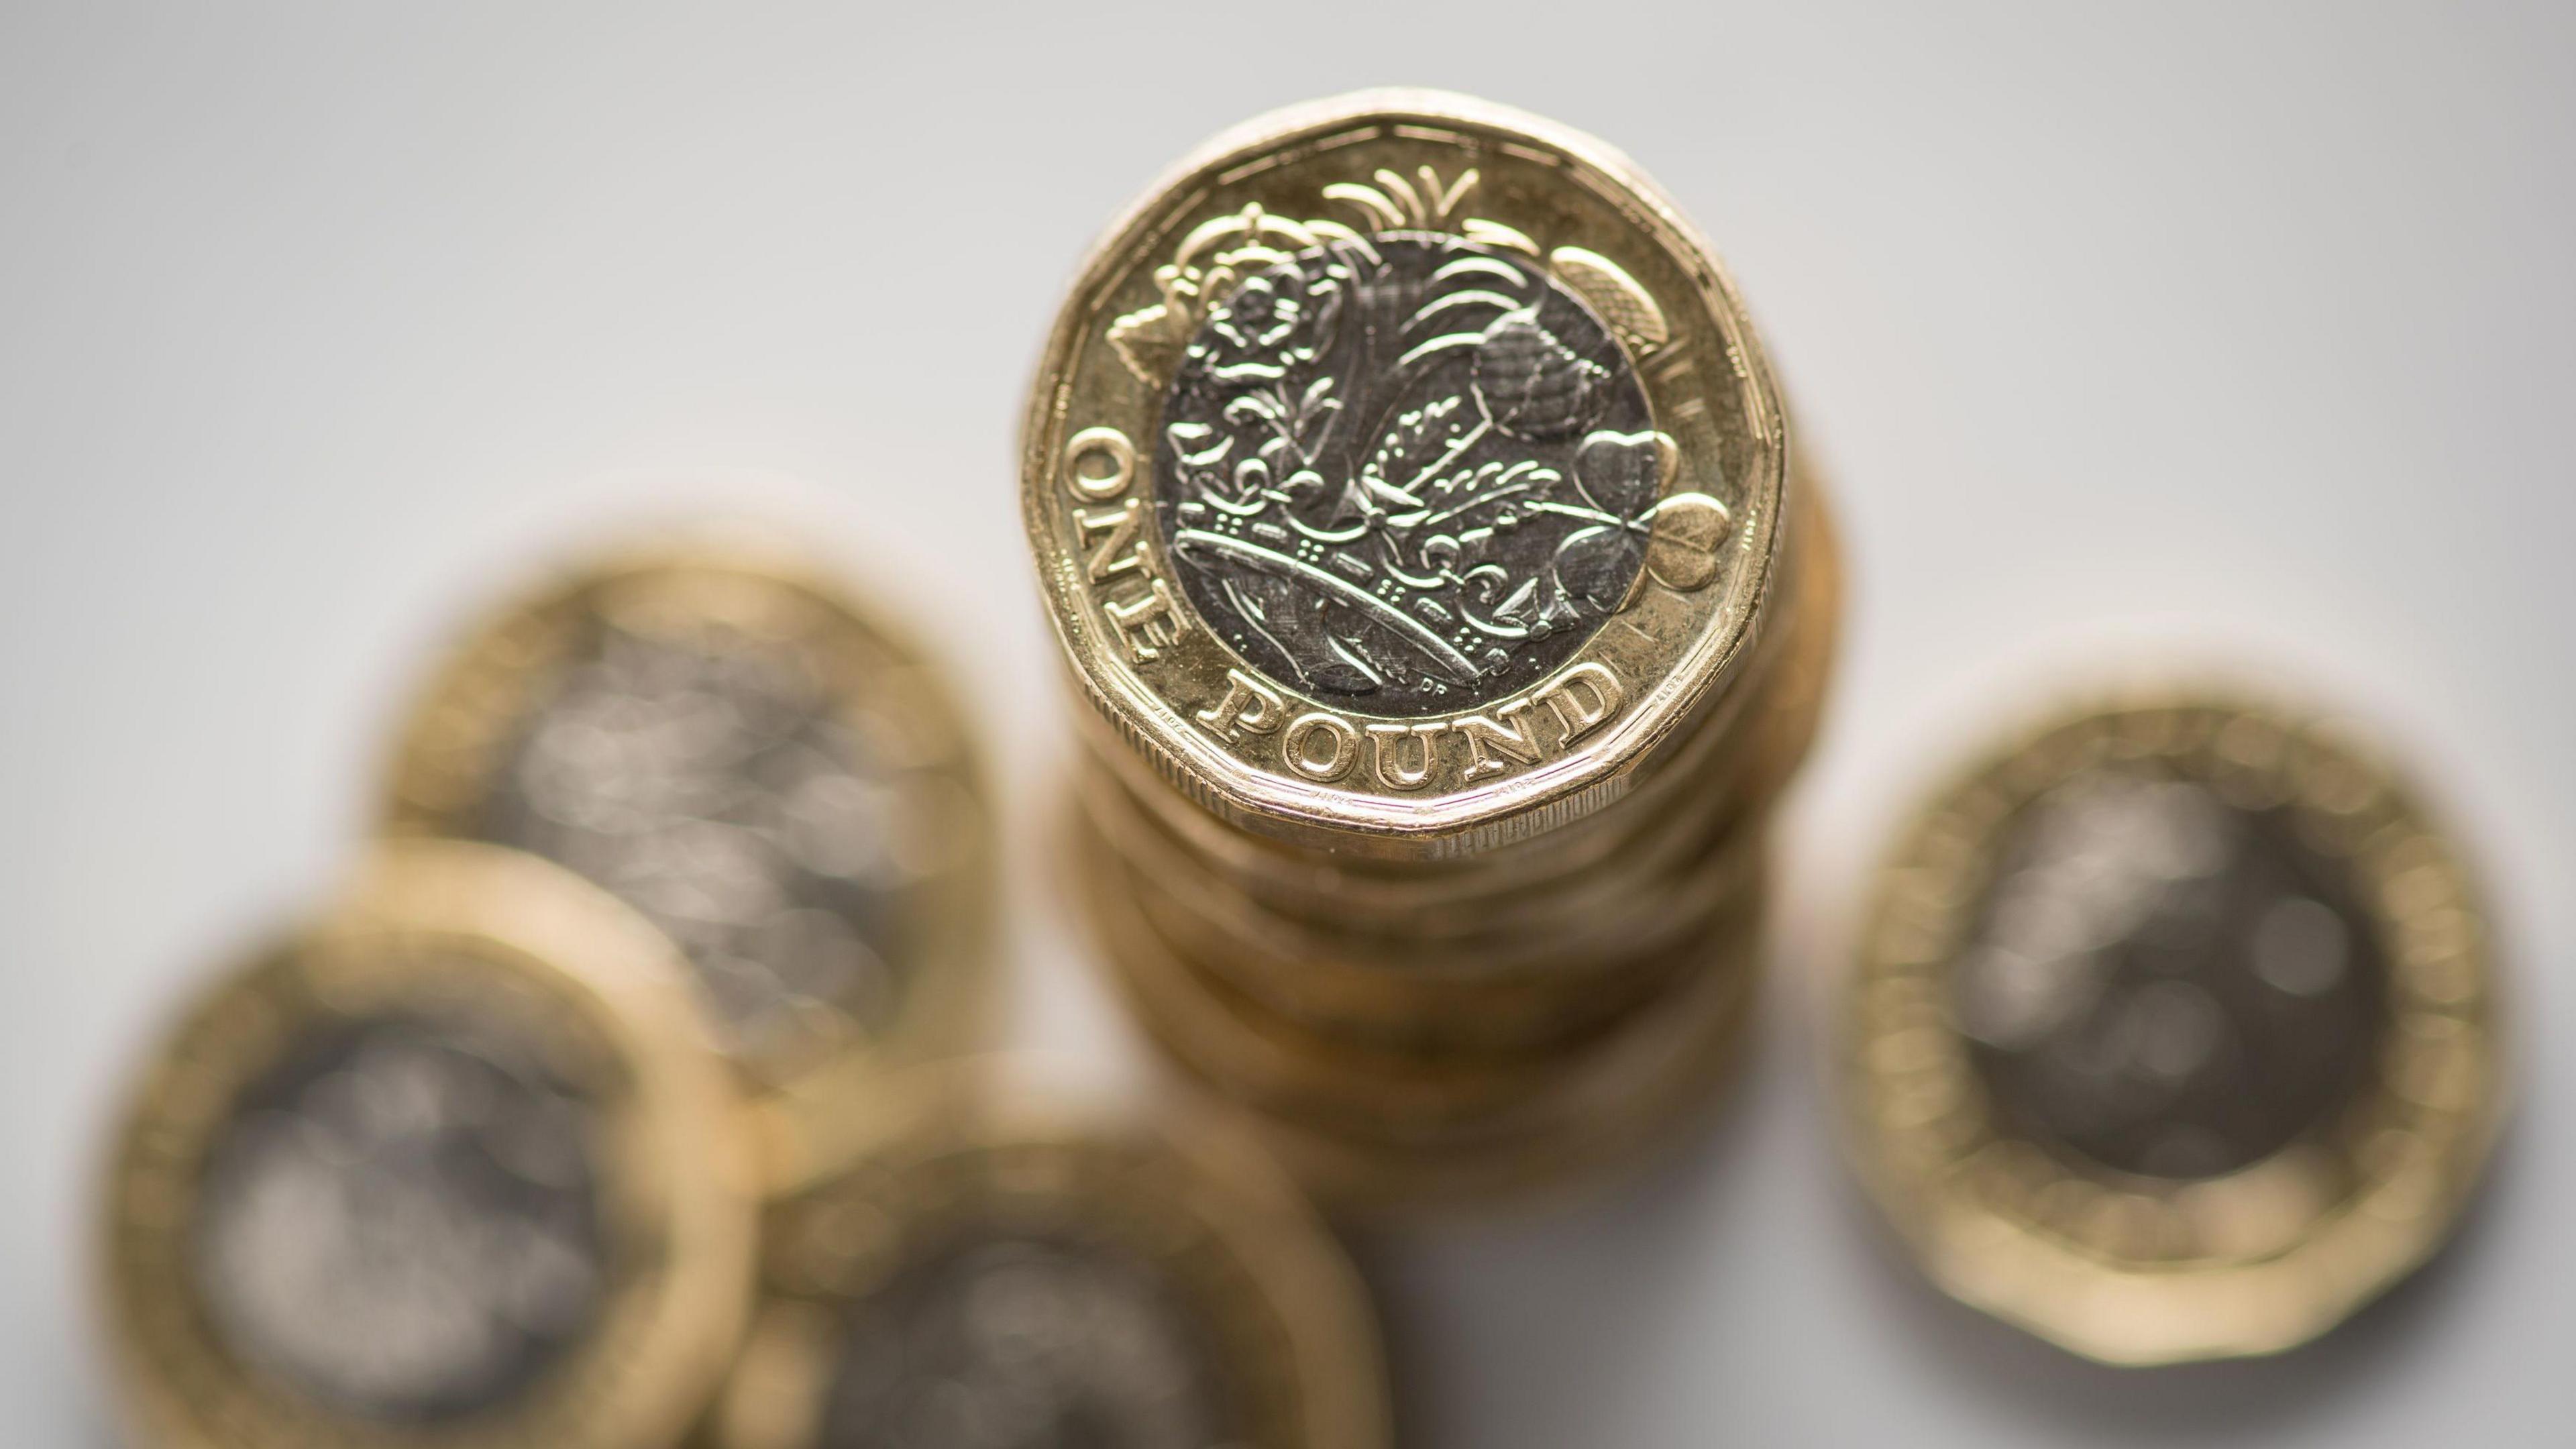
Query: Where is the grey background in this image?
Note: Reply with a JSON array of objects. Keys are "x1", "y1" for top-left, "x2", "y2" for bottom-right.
[{"x1": 4, "y1": 3, "x2": 2567, "y2": 1444}]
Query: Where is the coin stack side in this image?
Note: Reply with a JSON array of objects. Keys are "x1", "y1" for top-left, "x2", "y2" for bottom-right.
[
  {"x1": 1028, "y1": 91, "x2": 1843, "y2": 1208},
  {"x1": 1067, "y1": 483, "x2": 1835, "y2": 1208}
]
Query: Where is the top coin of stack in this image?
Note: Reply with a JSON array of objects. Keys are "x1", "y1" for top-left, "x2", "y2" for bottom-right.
[
  {"x1": 1024, "y1": 91, "x2": 1839, "y2": 1206},
  {"x1": 1026, "y1": 89, "x2": 1794, "y2": 857}
]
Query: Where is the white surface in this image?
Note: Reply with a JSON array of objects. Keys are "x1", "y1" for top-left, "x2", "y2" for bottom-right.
[{"x1": 4, "y1": 3, "x2": 2569, "y2": 1444}]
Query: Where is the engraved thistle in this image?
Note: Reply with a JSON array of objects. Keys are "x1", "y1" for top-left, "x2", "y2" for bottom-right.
[{"x1": 1116, "y1": 168, "x2": 1729, "y2": 717}]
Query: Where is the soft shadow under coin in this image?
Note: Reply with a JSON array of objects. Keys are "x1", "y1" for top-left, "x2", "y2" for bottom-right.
[{"x1": 1354, "y1": 1013, "x2": 1777, "y2": 1449}]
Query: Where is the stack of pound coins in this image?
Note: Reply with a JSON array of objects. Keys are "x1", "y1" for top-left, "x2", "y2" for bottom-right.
[{"x1": 1022, "y1": 91, "x2": 1843, "y2": 1208}]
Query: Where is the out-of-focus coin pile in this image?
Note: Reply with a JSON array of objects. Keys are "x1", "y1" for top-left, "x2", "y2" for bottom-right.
[
  {"x1": 94, "y1": 528, "x2": 1388, "y2": 1449},
  {"x1": 1841, "y1": 688, "x2": 2508, "y2": 1364},
  {"x1": 1024, "y1": 91, "x2": 1842, "y2": 1209}
]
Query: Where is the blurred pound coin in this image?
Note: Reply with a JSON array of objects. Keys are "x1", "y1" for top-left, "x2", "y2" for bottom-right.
[
  {"x1": 98, "y1": 841, "x2": 756, "y2": 1449},
  {"x1": 381, "y1": 530, "x2": 994, "y2": 1108},
  {"x1": 1842, "y1": 688, "x2": 2508, "y2": 1364},
  {"x1": 712, "y1": 1067, "x2": 1389, "y2": 1449}
]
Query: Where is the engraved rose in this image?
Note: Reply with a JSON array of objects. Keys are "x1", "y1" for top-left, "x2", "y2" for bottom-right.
[
  {"x1": 1187, "y1": 260, "x2": 1342, "y2": 384},
  {"x1": 1110, "y1": 203, "x2": 1333, "y2": 386}
]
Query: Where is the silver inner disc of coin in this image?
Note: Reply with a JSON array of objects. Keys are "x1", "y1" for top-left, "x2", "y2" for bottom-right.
[
  {"x1": 479, "y1": 622, "x2": 913, "y2": 1071},
  {"x1": 1950, "y1": 769, "x2": 2389, "y2": 1180},
  {"x1": 1157, "y1": 231, "x2": 1659, "y2": 717},
  {"x1": 816, "y1": 1228, "x2": 1242, "y2": 1449},
  {"x1": 191, "y1": 1012, "x2": 606, "y2": 1422}
]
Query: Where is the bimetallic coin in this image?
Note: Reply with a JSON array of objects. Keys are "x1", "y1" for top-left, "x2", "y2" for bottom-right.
[
  {"x1": 710, "y1": 1073, "x2": 1389, "y2": 1449},
  {"x1": 99, "y1": 841, "x2": 755, "y2": 1449},
  {"x1": 1843, "y1": 692, "x2": 2507, "y2": 1364},
  {"x1": 1023, "y1": 89, "x2": 1792, "y2": 857},
  {"x1": 382, "y1": 533, "x2": 992, "y2": 1096}
]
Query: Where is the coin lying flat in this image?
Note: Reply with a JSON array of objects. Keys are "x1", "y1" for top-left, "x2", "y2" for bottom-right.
[
  {"x1": 1843, "y1": 690, "x2": 2507, "y2": 1364},
  {"x1": 99, "y1": 841, "x2": 755, "y2": 1449},
  {"x1": 1023, "y1": 89, "x2": 1792, "y2": 858},
  {"x1": 708, "y1": 1071, "x2": 1389, "y2": 1449},
  {"x1": 382, "y1": 532, "x2": 992, "y2": 1097}
]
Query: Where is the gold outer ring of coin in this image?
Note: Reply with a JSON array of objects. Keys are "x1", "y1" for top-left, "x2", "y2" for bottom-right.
[
  {"x1": 1841, "y1": 688, "x2": 2510, "y2": 1365},
  {"x1": 96, "y1": 839, "x2": 757, "y2": 1449},
  {"x1": 1022, "y1": 88, "x2": 1793, "y2": 858},
  {"x1": 376, "y1": 527, "x2": 996, "y2": 1134},
  {"x1": 1069, "y1": 474, "x2": 1839, "y2": 937},
  {"x1": 1071, "y1": 468, "x2": 1841, "y2": 931},
  {"x1": 708, "y1": 1062, "x2": 1390, "y2": 1449}
]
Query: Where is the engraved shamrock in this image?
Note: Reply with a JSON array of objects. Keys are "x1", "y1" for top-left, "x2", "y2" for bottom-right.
[{"x1": 1110, "y1": 203, "x2": 1335, "y2": 386}]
